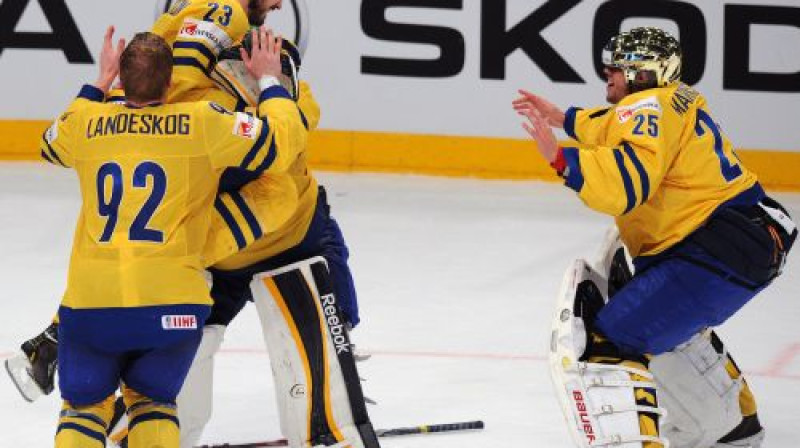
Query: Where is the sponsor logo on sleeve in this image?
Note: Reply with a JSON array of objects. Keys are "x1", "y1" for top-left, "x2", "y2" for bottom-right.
[
  {"x1": 157, "y1": 0, "x2": 309, "y2": 56},
  {"x1": 232, "y1": 112, "x2": 258, "y2": 139},
  {"x1": 162, "y1": 314, "x2": 198, "y2": 330},
  {"x1": 178, "y1": 19, "x2": 233, "y2": 52},
  {"x1": 616, "y1": 97, "x2": 662, "y2": 123}
]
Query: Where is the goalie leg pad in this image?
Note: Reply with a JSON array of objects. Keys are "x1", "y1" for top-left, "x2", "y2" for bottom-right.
[
  {"x1": 176, "y1": 324, "x2": 226, "y2": 448},
  {"x1": 251, "y1": 256, "x2": 380, "y2": 448},
  {"x1": 651, "y1": 331, "x2": 744, "y2": 448},
  {"x1": 550, "y1": 260, "x2": 667, "y2": 447}
]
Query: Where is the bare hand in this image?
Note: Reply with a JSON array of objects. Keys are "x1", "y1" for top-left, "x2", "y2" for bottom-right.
[
  {"x1": 512, "y1": 90, "x2": 565, "y2": 129},
  {"x1": 241, "y1": 27, "x2": 282, "y2": 80},
  {"x1": 519, "y1": 106, "x2": 560, "y2": 163},
  {"x1": 95, "y1": 26, "x2": 126, "y2": 93}
]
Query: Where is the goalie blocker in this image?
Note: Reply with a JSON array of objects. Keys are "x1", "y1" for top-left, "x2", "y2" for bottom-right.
[{"x1": 251, "y1": 256, "x2": 380, "y2": 448}]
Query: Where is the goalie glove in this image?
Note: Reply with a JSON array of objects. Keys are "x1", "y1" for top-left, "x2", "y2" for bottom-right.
[{"x1": 214, "y1": 33, "x2": 302, "y2": 105}]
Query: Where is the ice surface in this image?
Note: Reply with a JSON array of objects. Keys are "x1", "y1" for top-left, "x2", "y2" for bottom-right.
[{"x1": 1, "y1": 163, "x2": 798, "y2": 447}]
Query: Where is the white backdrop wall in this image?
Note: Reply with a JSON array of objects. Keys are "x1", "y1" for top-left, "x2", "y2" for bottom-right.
[{"x1": 0, "y1": 0, "x2": 798, "y2": 151}]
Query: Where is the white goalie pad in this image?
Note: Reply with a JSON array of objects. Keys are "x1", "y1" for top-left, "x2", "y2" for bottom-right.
[
  {"x1": 652, "y1": 332, "x2": 743, "y2": 448},
  {"x1": 549, "y1": 259, "x2": 667, "y2": 447},
  {"x1": 4, "y1": 352, "x2": 45, "y2": 402},
  {"x1": 588, "y1": 227, "x2": 746, "y2": 448},
  {"x1": 250, "y1": 256, "x2": 380, "y2": 448}
]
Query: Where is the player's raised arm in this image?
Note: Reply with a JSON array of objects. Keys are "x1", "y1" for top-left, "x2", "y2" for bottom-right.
[
  {"x1": 205, "y1": 27, "x2": 308, "y2": 174},
  {"x1": 41, "y1": 26, "x2": 125, "y2": 168}
]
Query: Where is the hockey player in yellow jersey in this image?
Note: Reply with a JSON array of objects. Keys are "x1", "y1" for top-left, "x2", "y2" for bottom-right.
[
  {"x1": 9, "y1": 1, "x2": 376, "y2": 446},
  {"x1": 150, "y1": 0, "x2": 282, "y2": 108},
  {"x1": 514, "y1": 28, "x2": 796, "y2": 448},
  {"x1": 47, "y1": 27, "x2": 305, "y2": 448}
]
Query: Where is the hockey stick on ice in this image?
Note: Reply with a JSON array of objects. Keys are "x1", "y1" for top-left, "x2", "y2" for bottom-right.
[{"x1": 196, "y1": 420, "x2": 485, "y2": 447}]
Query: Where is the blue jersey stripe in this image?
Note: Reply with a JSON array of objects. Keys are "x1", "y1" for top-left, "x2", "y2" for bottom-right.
[
  {"x1": 564, "y1": 107, "x2": 582, "y2": 141},
  {"x1": 229, "y1": 191, "x2": 263, "y2": 240},
  {"x1": 623, "y1": 143, "x2": 650, "y2": 204},
  {"x1": 562, "y1": 147, "x2": 585, "y2": 192},
  {"x1": 57, "y1": 423, "x2": 106, "y2": 445},
  {"x1": 41, "y1": 149, "x2": 55, "y2": 164},
  {"x1": 239, "y1": 122, "x2": 269, "y2": 170},
  {"x1": 77, "y1": 84, "x2": 105, "y2": 102},
  {"x1": 173, "y1": 41, "x2": 217, "y2": 68},
  {"x1": 173, "y1": 56, "x2": 208, "y2": 75},
  {"x1": 299, "y1": 108, "x2": 309, "y2": 130},
  {"x1": 613, "y1": 148, "x2": 637, "y2": 214},
  {"x1": 253, "y1": 137, "x2": 277, "y2": 174},
  {"x1": 214, "y1": 198, "x2": 247, "y2": 249},
  {"x1": 41, "y1": 130, "x2": 67, "y2": 167},
  {"x1": 258, "y1": 85, "x2": 292, "y2": 104}
]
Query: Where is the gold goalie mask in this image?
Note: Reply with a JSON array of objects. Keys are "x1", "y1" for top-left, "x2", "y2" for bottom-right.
[{"x1": 211, "y1": 32, "x2": 302, "y2": 106}]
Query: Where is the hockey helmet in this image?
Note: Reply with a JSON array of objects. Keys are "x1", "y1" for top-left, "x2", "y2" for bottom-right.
[{"x1": 602, "y1": 27, "x2": 682, "y2": 92}]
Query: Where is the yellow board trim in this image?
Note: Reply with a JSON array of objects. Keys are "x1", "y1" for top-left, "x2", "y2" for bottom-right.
[{"x1": 3, "y1": 121, "x2": 799, "y2": 190}]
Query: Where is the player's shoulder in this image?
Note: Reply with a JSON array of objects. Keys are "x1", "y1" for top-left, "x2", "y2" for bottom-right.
[
  {"x1": 612, "y1": 89, "x2": 667, "y2": 124},
  {"x1": 199, "y1": 101, "x2": 235, "y2": 117}
]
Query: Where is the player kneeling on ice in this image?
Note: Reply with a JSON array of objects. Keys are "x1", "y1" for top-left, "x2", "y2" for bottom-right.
[{"x1": 514, "y1": 27, "x2": 797, "y2": 448}]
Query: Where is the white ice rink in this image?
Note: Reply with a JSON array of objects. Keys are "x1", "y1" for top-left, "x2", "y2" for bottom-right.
[{"x1": 1, "y1": 163, "x2": 799, "y2": 447}]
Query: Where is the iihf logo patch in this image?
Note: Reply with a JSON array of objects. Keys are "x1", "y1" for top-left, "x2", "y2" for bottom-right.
[{"x1": 162, "y1": 315, "x2": 198, "y2": 330}]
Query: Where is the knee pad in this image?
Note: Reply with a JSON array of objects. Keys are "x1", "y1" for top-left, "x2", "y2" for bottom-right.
[
  {"x1": 549, "y1": 259, "x2": 667, "y2": 447},
  {"x1": 250, "y1": 256, "x2": 380, "y2": 448},
  {"x1": 651, "y1": 332, "x2": 743, "y2": 448},
  {"x1": 177, "y1": 324, "x2": 226, "y2": 448}
]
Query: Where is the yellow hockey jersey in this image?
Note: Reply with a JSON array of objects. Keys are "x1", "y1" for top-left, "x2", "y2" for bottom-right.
[
  {"x1": 151, "y1": 0, "x2": 250, "y2": 107},
  {"x1": 147, "y1": 1, "x2": 324, "y2": 270},
  {"x1": 560, "y1": 83, "x2": 759, "y2": 257},
  {"x1": 210, "y1": 81, "x2": 322, "y2": 270},
  {"x1": 41, "y1": 84, "x2": 308, "y2": 310}
]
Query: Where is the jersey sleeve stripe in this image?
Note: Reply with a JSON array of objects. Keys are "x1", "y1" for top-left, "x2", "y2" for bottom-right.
[
  {"x1": 174, "y1": 56, "x2": 209, "y2": 75},
  {"x1": 564, "y1": 107, "x2": 581, "y2": 141},
  {"x1": 623, "y1": 143, "x2": 650, "y2": 204},
  {"x1": 562, "y1": 147, "x2": 584, "y2": 192},
  {"x1": 173, "y1": 41, "x2": 218, "y2": 68},
  {"x1": 41, "y1": 149, "x2": 55, "y2": 164},
  {"x1": 77, "y1": 84, "x2": 105, "y2": 102},
  {"x1": 41, "y1": 130, "x2": 68, "y2": 167},
  {"x1": 229, "y1": 191, "x2": 263, "y2": 240},
  {"x1": 613, "y1": 148, "x2": 637, "y2": 214},
  {"x1": 252, "y1": 137, "x2": 277, "y2": 173},
  {"x1": 239, "y1": 122, "x2": 270, "y2": 170},
  {"x1": 258, "y1": 85, "x2": 293, "y2": 104},
  {"x1": 214, "y1": 197, "x2": 247, "y2": 249},
  {"x1": 298, "y1": 108, "x2": 309, "y2": 130}
]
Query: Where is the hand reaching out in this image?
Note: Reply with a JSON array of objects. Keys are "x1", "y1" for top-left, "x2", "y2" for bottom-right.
[
  {"x1": 95, "y1": 26, "x2": 126, "y2": 93},
  {"x1": 518, "y1": 104, "x2": 560, "y2": 164},
  {"x1": 512, "y1": 90, "x2": 565, "y2": 129}
]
